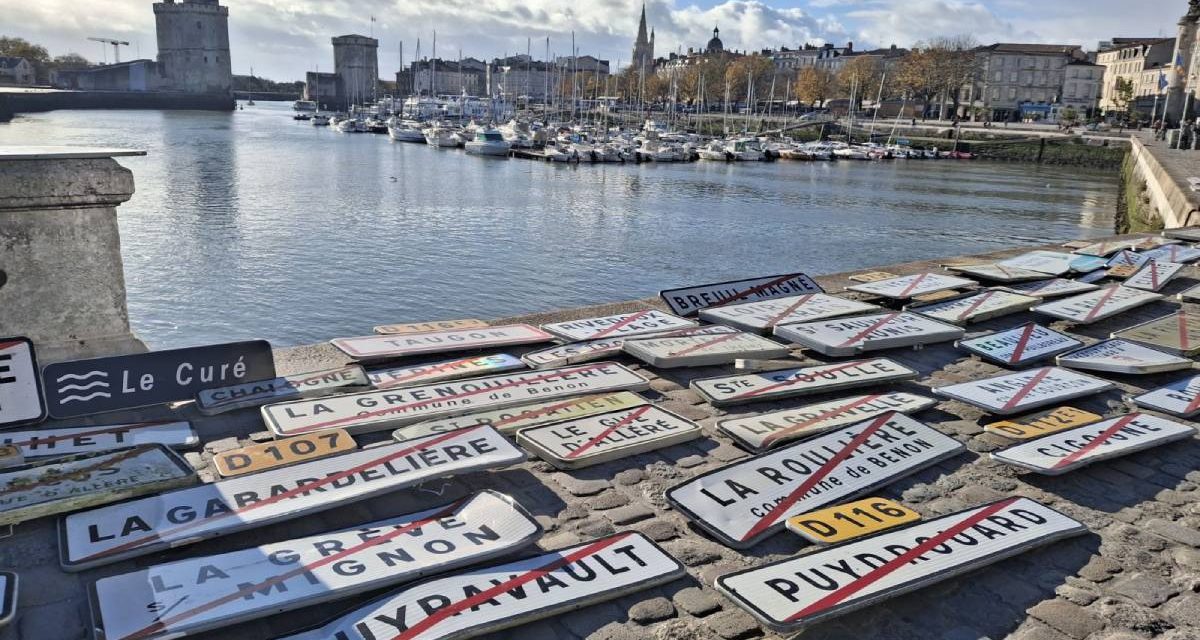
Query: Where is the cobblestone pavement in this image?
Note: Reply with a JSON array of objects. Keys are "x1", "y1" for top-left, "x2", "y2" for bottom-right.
[{"x1": 7, "y1": 234, "x2": 1200, "y2": 640}]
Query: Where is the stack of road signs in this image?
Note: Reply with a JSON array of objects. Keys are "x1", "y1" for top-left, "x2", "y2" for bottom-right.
[
  {"x1": 1106, "y1": 250, "x2": 1151, "y2": 271},
  {"x1": 660, "y1": 273, "x2": 823, "y2": 317},
  {"x1": 1123, "y1": 261, "x2": 1186, "y2": 292},
  {"x1": 1134, "y1": 375, "x2": 1200, "y2": 417},
  {"x1": 1143, "y1": 243, "x2": 1200, "y2": 264},
  {"x1": 521, "y1": 325, "x2": 736, "y2": 369},
  {"x1": 0, "y1": 421, "x2": 197, "y2": 458},
  {"x1": 331, "y1": 325, "x2": 554, "y2": 362},
  {"x1": 213, "y1": 429, "x2": 357, "y2": 478},
  {"x1": 367, "y1": 354, "x2": 525, "y2": 390},
  {"x1": 846, "y1": 273, "x2": 975, "y2": 300},
  {"x1": 1113, "y1": 310, "x2": 1200, "y2": 356},
  {"x1": 997, "y1": 251, "x2": 1078, "y2": 276},
  {"x1": 905, "y1": 290, "x2": 1039, "y2": 326},
  {"x1": 945, "y1": 263, "x2": 1050, "y2": 283},
  {"x1": 699, "y1": 294, "x2": 879, "y2": 334},
  {"x1": 992, "y1": 413, "x2": 1196, "y2": 475},
  {"x1": 1055, "y1": 339, "x2": 1193, "y2": 375},
  {"x1": 1130, "y1": 236, "x2": 1181, "y2": 251},
  {"x1": 691, "y1": 359, "x2": 919, "y2": 407},
  {"x1": 848, "y1": 272, "x2": 897, "y2": 283},
  {"x1": 997, "y1": 278, "x2": 1099, "y2": 298},
  {"x1": 715, "y1": 498, "x2": 1085, "y2": 634},
  {"x1": 785, "y1": 498, "x2": 921, "y2": 544},
  {"x1": 716, "y1": 392, "x2": 937, "y2": 452},
  {"x1": 196, "y1": 365, "x2": 369, "y2": 415},
  {"x1": 0, "y1": 337, "x2": 44, "y2": 428},
  {"x1": 934, "y1": 367, "x2": 1115, "y2": 416},
  {"x1": 774, "y1": 312, "x2": 964, "y2": 356},
  {"x1": 983, "y1": 407, "x2": 1103, "y2": 440},
  {"x1": 1074, "y1": 240, "x2": 1135, "y2": 257},
  {"x1": 1032, "y1": 286, "x2": 1162, "y2": 325},
  {"x1": 1165, "y1": 227, "x2": 1200, "y2": 241},
  {"x1": 1181, "y1": 283, "x2": 1200, "y2": 302},
  {"x1": 623, "y1": 332, "x2": 790, "y2": 368},
  {"x1": 516, "y1": 405, "x2": 702, "y2": 469},
  {"x1": 956, "y1": 323, "x2": 1082, "y2": 368},
  {"x1": 541, "y1": 309, "x2": 696, "y2": 341},
  {"x1": 666, "y1": 413, "x2": 964, "y2": 548},
  {"x1": 374, "y1": 319, "x2": 489, "y2": 335},
  {"x1": 392, "y1": 392, "x2": 648, "y2": 441}
]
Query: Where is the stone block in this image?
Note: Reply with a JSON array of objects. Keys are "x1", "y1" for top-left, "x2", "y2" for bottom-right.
[
  {"x1": 1028, "y1": 600, "x2": 1105, "y2": 639},
  {"x1": 1108, "y1": 573, "x2": 1180, "y2": 607},
  {"x1": 673, "y1": 587, "x2": 723, "y2": 617},
  {"x1": 629, "y1": 597, "x2": 676, "y2": 624}
]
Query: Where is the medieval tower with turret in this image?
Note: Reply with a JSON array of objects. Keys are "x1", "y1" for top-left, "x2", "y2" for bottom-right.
[{"x1": 153, "y1": 0, "x2": 233, "y2": 96}]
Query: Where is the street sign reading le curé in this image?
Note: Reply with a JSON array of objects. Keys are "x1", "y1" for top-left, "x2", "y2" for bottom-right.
[{"x1": 660, "y1": 273, "x2": 823, "y2": 317}]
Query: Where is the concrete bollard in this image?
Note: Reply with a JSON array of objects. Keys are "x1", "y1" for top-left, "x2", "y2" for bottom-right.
[{"x1": 0, "y1": 147, "x2": 149, "y2": 363}]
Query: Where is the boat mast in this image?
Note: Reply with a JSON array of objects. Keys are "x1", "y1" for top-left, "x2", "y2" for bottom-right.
[{"x1": 869, "y1": 71, "x2": 886, "y2": 142}]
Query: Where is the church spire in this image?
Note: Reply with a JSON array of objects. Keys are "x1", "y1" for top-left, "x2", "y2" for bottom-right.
[{"x1": 637, "y1": 4, "x2": 649, "y2": 42}]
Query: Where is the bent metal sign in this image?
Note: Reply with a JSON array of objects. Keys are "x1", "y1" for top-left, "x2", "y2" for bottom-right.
[
  {"x1": 196, "y1": 365, "x2": 368, "y2": 415},
  {"x1": 331, "y1": 325, "x2": 554, "y2": 361},
  {"x1": 660, "y1": 273, "x2": 823, "y2": 317},
  {"x1": 691, "y1": 359, "x2": 918, "y2": 407},
  {"x1": 717, "y1": 392, "x2": 937, "y2": 452},
  {"x1": 59, "y1": 426, "x2": 525, "y2": 571}
]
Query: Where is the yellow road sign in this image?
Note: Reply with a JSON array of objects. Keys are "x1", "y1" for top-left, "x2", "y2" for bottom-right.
[
  {"x1": 214, "y1": 429, "x2": 357, "y2": 477},
  {"x1": 848, "y1": 271, "x2": 898, "y2": 283},
  {"x1": 785, "y1": 498, "x2": 921, "y2": 544},
  {"x1": 983, "y1": 406, "x2": 1103, "y2": 440}
]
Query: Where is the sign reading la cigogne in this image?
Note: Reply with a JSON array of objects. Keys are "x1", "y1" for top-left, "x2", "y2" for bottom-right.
[
  {"x1": 392, "y1": 391, "x2": 648, "y2": 442},
  {"x1": 59, "y1": 426, "x2": 525, "y2": 571},
  {"x1": 991, "y1": 413, "x2": 1196, "y2": 475},
  {"x1": 659, "y1": 273, "x2": 823, "y2": 317},
  {"x1": 698, "y1": 294, "x2": 879, "y2": 334},
  {"x1": 691, "y1": 359, "x2": 918, "y2": 407},
  {"x1": 196, "y1": 365, "x2": 368, "y2": 415},
  {"x1": 540, "y1": 309, "x2": 696, "y2": 341},
  {"x1": 717, "y1": 392, "x2": 936, "y2": 452},
  {"x1": 331, "y1": 325, "x2": 554, "y2": 361}
]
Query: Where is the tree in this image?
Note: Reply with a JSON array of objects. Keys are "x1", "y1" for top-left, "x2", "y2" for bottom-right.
[
  {"x1": 724, "y1": 55, "x2": 775, "y2": 105},
  {"x1": 1112, "y1": 77, "x2": 1135, "y2": 121},
  {"x1": 895, "y1": 49, "x2": 939, "y2": 118},
  {"x1": 51, "y1": 53, "x2": 91, "y2": 70},
  {"x1": 794, "y1": 66, "x2": 834, "y2": 107},
  {"x1": 924, "y1": 35, "x2": 980, "y2": 119},
  {"x1": 838, "y1": 56, "x2": 883, "y2": 108},
  {"x1": 0, "y1": 36, "x2": 51, "y2": 83},
  {"x1": 1059, "y1": 107, "x2": 1079, "y2": 127}
]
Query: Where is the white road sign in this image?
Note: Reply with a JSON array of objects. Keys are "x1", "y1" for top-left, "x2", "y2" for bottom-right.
[
  {"x1": 846, "y1": 273, "x2": 975, "y2": 300},
  {"x1": 1106, "y1": 250, "x2": 1151, "y2": 270},
  {"x1": 717, "y1": 392, "x2": 937, "y2": 452},
  {"x1": 667, "y1": 412, "x2": 964, "y2": 548},
  {"x1": 0, "y1": 337, "x2": 45, "y2": 428},
  {"x1": 623, "y1": 332, "x2": 789, "y2": 368},
  {"x1": 1032, "y1": 286, "x2": 1162, "y2": 325},
  {"x1": 1181, "y1": 283, "x2": 1200, "y2": 302},
  {"x1": 196, "y1": 365, "x2": 369, "y2": 415},
  {"x1": 774, "y1": 312, "x2": 964, "y2": 356},
  {"x1": 1142, "y1": 243, "x2": 1200, "y2": 263},
  {"x1": 956, "y1": 324, "x2": 1082, "y2": 368},
  {"x1": 521, "y1": 325, "x2": 735, "y2": 369},
  {"x1": 367, "y1": 354, "x2": 525, "y2": 390},
  {"x1": 0, "y1": 421, "x2": 197, "y2": 458},
  {"x1": 278, "y1": 532, "x2": 685, "y2": 640},
  {"x1": 947, "y1": 263, "x2": 1052, "y2": 283},
  {"x1": 517, "y1": 405, "x2": 702, "y2": 469},
  {"x1": 373, "y1": 319, "x2": 490, "y2": 335},
  {"x1": 89, "y1": 491, "x2": 541, "y2": 640},
  {"x1": 1056, "y1": 339, "x2": 1193, "y2": 375},
  {"x1": 660, "y1": 273, "x2": 823, "y2": 317},
  {"x1": 934, "y1": 367, "x2": 1115, "y2": 416},
  {"x1": 262, "y1": 362, "x2": 650, "y2": 438},
  {"x1": 1114, "y1": 310, "x2": 1200, "y2": 355},
  {"x1": 59, "y1": 426, "x2": 525, "y2": 571},
  {"x1": 1073, "y1": 240, "x2": 1135, "y2": 257},
  {"x1": 331, "y1": 325, "x2": 554, "y2": 361},
  {"x1": 699, "y1": 294, "x2": 879, "y2": 334},
  {"x1": 992, "y1": 413, "x2": 1195, "y2": 475},
  {"x1": 996, "y1": 251, "x2": 1075, "y2": 276},
  {"x1": 998, "y1": 278, "x2": 1099, "y2": 298},
  {"x1": 0, "y1": 573, "x2": 12, "y2": 628},
  {"x1": 1164, "y1": 227, "x2": 1200, "y2": 242},
  {"x1": 1124, "y1": 261, "x2": 1186, "y2": 292},
  {"x1": 906, "y1": 290, "x2": 1039, "y2": 326},
  {"x1": 393, "y1": 392, "x2": 649, "y2": 442},
  {"x1": 1133, "y1": 375, "x2": 1200, "y2": 417},
  {"x1": 715, "y1": 498, "x2": 1085, "y2": 633},
  {"x1": 540, "y1": 309, "x2": 696, "y2": 341},
  {"x1": 692, "y1": 359, "x2": 919, "y2": 407}
]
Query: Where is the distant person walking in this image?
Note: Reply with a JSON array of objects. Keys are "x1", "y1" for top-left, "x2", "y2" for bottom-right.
[{"x1": 1153, "y1": 119, "x2": 1164, "y2": 141}]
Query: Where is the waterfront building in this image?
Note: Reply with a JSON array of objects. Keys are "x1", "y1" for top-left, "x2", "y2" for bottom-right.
[
  {"x1": 53, "y1": 60, "x2": 158, "y2": 91},
  {"x1": 968, "y1": 43, "x2": 1090, "y2": 122},
  {"x1": 656, "y1": 26, "x2": 739, "y2": 76},
  {"x1": 1096, "y1": 38, "x2": 1174, "y2": 112},
  {"x1": 490, "y1": 55, "x2": 555, "y2": 102},
  {"x1": 631, "y1": 4, "x2": 656, "y2": 71},
  {"x1": 153, "y1": 0, "x2": 232, "y2": 95},
  {"x1": 0, "y1": 57, "x2": 34, "y2": 86},
  {"x1": 769, "y1": 45, "x2": 823, "y2": 71},
  {"x1": 410, "y1": 58, "x2": 487, "y2": 96},
  {"x1": 1061, "y1": 60, "x2": 1105, "y2": 115}
]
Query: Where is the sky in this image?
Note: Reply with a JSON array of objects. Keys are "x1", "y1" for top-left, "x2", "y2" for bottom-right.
[{"x1": 0, "y1": 0, "x2": 1187, "y2": 81}]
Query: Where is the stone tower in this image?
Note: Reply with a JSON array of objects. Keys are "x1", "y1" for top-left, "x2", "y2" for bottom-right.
[
  {"x1": 631, "y1": 4, "x2": 655, "y2": 71},
  {"x1": 332, "y1": 35, "x2": 379, "y2": 109},
  {"x1": 153, "y1": 0, "x2": 232, "y2": 96}
]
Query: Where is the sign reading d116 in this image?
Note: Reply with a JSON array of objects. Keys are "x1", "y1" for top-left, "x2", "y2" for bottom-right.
[
  {"x1": 42, "y1": 341, "x2": 275, "y2": 419},
  {"x1": 660, "y1": 273, "x2": 823, "y2": 317}
]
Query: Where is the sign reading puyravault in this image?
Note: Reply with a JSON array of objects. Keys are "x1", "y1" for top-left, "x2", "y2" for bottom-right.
[
  {"x1": 660, "y1": 273, "x2": 823, "y2": 317},
  {"x1": 0, "y1": 337, "x2": 44, "y2": 428}
]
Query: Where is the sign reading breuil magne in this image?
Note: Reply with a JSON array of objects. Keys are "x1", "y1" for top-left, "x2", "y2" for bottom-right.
[
  {"x1": 517, "y1": 405, "x2": 702, "y2": 469},
  {"x1": 934, "y1": 367, "x2": 1115, "y2": 416},
  {"x1": 846, "y1": 273, "x2": 975, "y2": 300},
  {"x1": 263, "y1": 362, "x2": 650, "y2": 438},
  {"x1": 392, "y1": 391, "x2": 648, "y2": 442},
  {"x1": 956, "y1": 323, "x2": 1083, "y2": 368},
  {"x1": 666, "y1": 412, "x2": 964, "y2": 549},
  {"x1": 213, "y1": 429, "x2": 357, "y2": 478},
  {"x1": 1123, "y1": 260, "x2": 1186, "y2": 292},
  {"x1": 691, "y1": 359, "x2": 919, "y2": 407},
  {"x1": 1114, "y1": 311, "x2": 1200, "y2": 356},
  {"x1": 699, "y1": 294, "x2": 880, "y2": 334},
  {"x1": 541, "y1": 309, "x2": 696, "y2": 341},
  {"x1": 279, "y1": 533, "x2": 683, "y2": 640},
  {"x1": 1032, "y1": 286, "x2": 1162, "y2": 325},
  {"x1": 521, "y1": 326, "x2": 735, "y2": 369},
  {"x1": 88, "y1": 491, "x2": 540, "y2": 640},
  {"x1": 332, "y1": 325, "x2": 554, "y2": 361},
  {"x1": 59, "y1": 426, "x2": 525, "y2": 571},
  {"x1": 946, "y1": 263, "x2": 1051, "y2": 283},
  {"x1": 716, "y1": 498, "x2": 1085, "y2": 634},
  {"x1": 367, "y1": 354, "x2": 525, "y2": 390},
  {"x1": 42, "y1": 340, "x2": 275, "y2": 419},
  {"x1": 374, "y1": 319, "x2": 490, "y2": 336},
  {"x1": 623, "y1": 332, "x2": 790, "y2": 368},
  {"x1": 0, "y1": 421, "x2": 197, "y2": 458},
  {"x1": 196, "y1": 365, "x2": 369, "y2": 415},
  {"x1": 906, "y1": 290, "x2": 1039, "y2": 326},
  {"x1": 0, "y1": 337, "x2": 45, "y2": 428},
  {"x1": 983, "y1": 406, "x2": 1103, "y2": 440},
  {"x1": 717, "y1": 392, "x2": 937, "y2": 452},
  {"x1": 774, "y1": 312, "x2": 964, "y2": 357},
  {"x1": 998, "y1": 278, "x2": 1099, "y2": 299},
  {"x1": 1055, "y1": 339, "x2": 1193, "y2": 375},
  {"x1": 660, "y1": 273, "x2": 824, "y2": 317},
  {"x1": 991, "y1": 413, "x2": 1196, "y2": 475},
  {"x1": 1134, "y1": 374, "x2": 1200, "y2": 417}
]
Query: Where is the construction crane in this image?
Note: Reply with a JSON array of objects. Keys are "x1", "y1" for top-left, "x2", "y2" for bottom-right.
[{"x1": 88, "y1": 37, "x2": 130, "y2": 64}]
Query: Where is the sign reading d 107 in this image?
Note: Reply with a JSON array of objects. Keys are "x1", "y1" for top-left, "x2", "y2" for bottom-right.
[
  {"x1": 0, "y1": 337, "x2": 45, "y2": 427},
  {"x1": 660, "y1": 272, "x2": 823, "y2": 317},
  {"x1": 992, "y1": 413, "x2": 1196, "y2": 475},
  {"x1": 42, "y1": 341, "x2": 275, "y2": 419},
  {"x1": 934, "y1": 367, "x2": 1114, "y2": 416}
]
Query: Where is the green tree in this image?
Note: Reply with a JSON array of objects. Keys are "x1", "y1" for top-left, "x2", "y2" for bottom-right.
[
  {"x1": 0, "y1": 36, "x2": 51, "y2": 82},
  {"x1": 51, "y1": 53, "x2": 91, "y2": 70}
]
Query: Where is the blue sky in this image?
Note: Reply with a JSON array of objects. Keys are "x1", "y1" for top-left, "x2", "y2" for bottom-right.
[{"x1": 0, "y1": 0, "x2": 1186, "y2": 81}]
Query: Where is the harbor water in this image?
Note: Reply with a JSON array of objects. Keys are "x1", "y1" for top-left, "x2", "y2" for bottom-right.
[{"x1": 0, "y1": 102, "x2": 1120, "y2": 349}]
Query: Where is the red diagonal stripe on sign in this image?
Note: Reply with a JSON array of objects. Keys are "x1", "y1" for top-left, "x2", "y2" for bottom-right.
[
  {"x1": 0, "y1": 341, "x2": 22, "y2": 352},
  {"x1": 896, "y1": 273, "x2": 931, "y2": 298},
  {"x1": 667, "y1": 332, "x2": 744, "y2": 358},
  {"x1": 955, "y1": 291, "x2": 997, "y2": 322},
  {"x1": 392, "y1": 533, "x2": 634, "y2": 640},
  {"x1": 1082, "y1": 287, "x2": 1120, "y2": 323},
  {"x1": 1, "y1": 421, "x2": 177, "y2": 449},
  {"x1": 490, "y1": 395, "x2": 627, "y2": 429},
  {"x1": 1148, "y1": 261, "x2": 1160, "y2": 291},
  {"x1": 838, "y1": 313, "x2": 901, "y2": 348},
  {"x1": 120, "y1": 497, "x2": 472, "y2": 640},
  {"x1": 765, "y1": 295, "x2": 817, "y2": 328},
  {"x1": 373, "y1": 356, "x2": 488, "y2": 389},
  {"x1": 736, "y1": 361, "x2": 881, "y2": 401},
  {"x1": 706, "y1": 274, "x2": 810, "y2": 309},
  {"x1": 1008, "y1": 324, "x2": 1039, "y2": 365},
  {"x1": 588, "y1": 310, "x2": 653, "y2": 340},
  {"x1": 75, "y1": 425, "x2": 489, "y2": 563},
  {"x1": 785, "y1": 498, "x2": 1020, "y2": 622},
  {"x1": 1183, "y1": 381, "x2": 1200, "y2": 416},
  {"x1": 1179, "y1": 311, "x2": 1192, "y2": 353},
  {"x1": 1001, "y1": 368, "x2": 1054, "y2": 411},
  {"x1": 565, "y1": 405, "x2": 653, "y2": 459},
  {"x1": 739, "y1": 412, "x2": 895, "y2": 542},
  {"x1": 761, "y1": 394, "x2": 885, "y2": 448},
  {"x1": 1052, "y1": 414, "x2": 1141, "y2": 470}
]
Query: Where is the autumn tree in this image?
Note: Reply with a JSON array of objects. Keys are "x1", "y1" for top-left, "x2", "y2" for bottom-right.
[
  {"x1": 724, "y1": 55, "x2": 775, "y2": 105},
  {"x1": 794, "y1": 66, "x2": 835, "y2": 107},
  {"x1": 837, "y1": 56, "x2": 884, "y2": 108},
  {"x1": 895, "y1": 49, "x2": 939, "y2": 117}
]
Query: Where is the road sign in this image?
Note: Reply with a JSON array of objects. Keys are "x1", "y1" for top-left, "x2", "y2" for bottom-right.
[
  {"x1": 1165, "y1": 227, "x2": 1200, "y2": 242},
  {"x1": 1143, "y1": 243, "x2": 1200, "y2": 263},
  {"x1": 997, "y1": 278, "x2": 1099, "y2": 298},
  {"x1": 956, "y1": 323, "x2": 1082, "y2": 368},
  {"x1": 996, "y1": 251, "x2": 1075, "y2": 276},
  {"x1": 1056, "y1": 339, "x2": 1193, "y2": 375},
  {"x1": 1181, "y1": 283, "x2": 1200, "y2": 302},
  {"x1": 1076, "y1": 270, "x2": 1109, "y2": 284},
  {"x1": 196, "y1": 365, "x2": 368, "y2": 415},
  {"x1": 0, "y1": 573, "x2": 14, "y2": 628},
  {"x1": 0, "y1": 338, "x2": 44, "y2": 428},
  {"x1": 983, "y1": 406, "x2": 1103, "y2": 440},
  {"x1": 0, "y1": 445, "x2": 194, "y2": 527},
  {"x1": 88, "y1": 491, "x2": 540, "y2": 640},
  {"x1": 368, "y1": 354, "x2": 525, "y2": 390},
  {"x1": 992, "y1": 413, "x2": 1195, "y2": 475},
  {"x1": 521, "y1": 325, "x2": 736, "y2": 369},
  {"x1": 278, "y1": 532, "x2": 685, "y2": 640},
  {"x1": 393, "y1": 391, "x2": 648, "y2": 441},
  {"x1": 1032, "y1": 286, "x2": 1162, "y2": 325},
  {"x1": 906, "y1": 290, "x2": 1039, "y2": 326},
  {"x1": 774, "y1": 312, "x2": 964, "y2": 356},
  {"x1": 59, "y1": 425, "x2": 525, "y2": 571},
  {"x1": 718, "y1": 392, "x2": 937, "y2": 452},
  {"x1": 263, "y1": 362, "x2": 650, "y2": 438},
  {"x1": 1106, "y1": 250, "x2": 1151, "y2": 270},
  {"x1": 1106, "y1": 264, "x2": 1140, "y2": 279},
  {"x1": 785, "y1": 498, "x2": 920, "y2": 544},
  {"x1": 1074, "y1": 240, "x2": 1135, "y2": 257},
  {"x1": 660, "y1": 273, "x2": 823, "y2": 317},
  {"x1": 623, "y1": 332, "x2": 790, "y2": 368},
  {"x1": 1134, "y1": 375, "x2": 1200, "y2": 417},
  {"x1": 946, "y1": 263, "x2": 1049, "y2": 283},
  {"x1": 332, "y1": 325, "x2": 553, "y2": 362},
  {"x1": 667, "y1": 412, "x2": 963, "y2": 549},
  {"x1": 692, "y1": 359, "x2": 919, "y2": 407},
  {"x1": 1124, "y1": 261, "x2": 1186, "y2": 292},
  {"x1": 1130, "y1": 236, "x2": 1180, "y2": 251},
  {"x1": 541, "y1": 309, "x2": 696, "y2": 341},
  {"x1": 1113, "y1": 310, "x2": 1200, "y2": 356},
  {"x1": 0, "y1": 447, "x2": 21, "y2": 470},
  {"x1": 0, "y1": 421, "x2": 197, "y2": 458},
  {"x1": 846, "y1": 273, "x2": 975, "y2": 300},
  {"x1": 516, "y1": 405, "x2": 701, "y2": 469},
  {"x1": 699, "y1": 294, "x2": 880, "y2": 334},
  {"x1": 1068, "y1": 255, "x2": 1111, "y2": 273},
  {"x1": 934, "y1": 367, "x2": 1115, "y2": 416},
  {"x1": 716, "y1": 498, "x2": 1085, "y2": 634},
  {"x1": 374, "y1": 319, "x2": 490, "y2": 335},
  {"x1": 214, "y1": 429, "x2": 357, "y2": 477},
  {"x1": 42, "y1": 341, "x2": 275, "y2": 420},
  {"x1": 848, "y1": 271, "x2": 897, "y2": 283}
]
